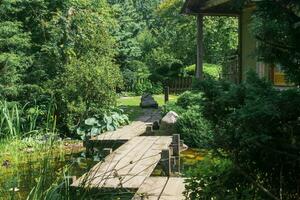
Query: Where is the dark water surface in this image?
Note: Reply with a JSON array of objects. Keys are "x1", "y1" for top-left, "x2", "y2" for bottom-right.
[
  {"x1": 0, "y1": 145, "x2": 98, "y2": 200},
  {"x1": 0, "y1": 143, "x2": 205, "y2": 200}
]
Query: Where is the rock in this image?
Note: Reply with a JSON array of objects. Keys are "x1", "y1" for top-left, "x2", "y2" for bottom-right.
[
  {"x1": 160, "y1": 111, "x2": 179, "y2": 132},
  {"x1": 140, "y1": 94, "x2": 158, "y2": 108}
]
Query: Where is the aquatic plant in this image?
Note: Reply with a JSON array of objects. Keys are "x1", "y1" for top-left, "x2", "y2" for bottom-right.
[{"x1": 0, "y1": 100, "x2": 57, "y2": 139}]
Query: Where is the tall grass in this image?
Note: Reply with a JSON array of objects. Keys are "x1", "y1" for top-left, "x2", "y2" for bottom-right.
[{"x1": 0, "y1": 100, "x2": 57, "y2": 139}]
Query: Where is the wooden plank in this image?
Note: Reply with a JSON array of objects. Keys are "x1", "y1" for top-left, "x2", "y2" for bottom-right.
[
  {"x1": 72, "y1": 136, "x2": 172, "y2": 189},
  {"x1": 133, "y1": 177, "x2": 185, "y2": 200},
  {"x1": 91, "y1": 121, "x2": 147, "y2": 141},
  {"x1": 160, "y1": 177, "x2": 185, "y2": 200}
]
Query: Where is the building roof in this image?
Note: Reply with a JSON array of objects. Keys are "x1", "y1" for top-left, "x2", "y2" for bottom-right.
[{"x1": 182, "y1": 0, "x2": 241, "y2": 15}]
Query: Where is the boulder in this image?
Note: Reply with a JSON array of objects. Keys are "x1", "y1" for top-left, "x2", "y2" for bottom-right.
[
  {"x1": 160, "y1": 111, "x2": 179, "y2": 131},
  {"x1": 140, "y1": 94, "x2": 158, "y2": 108}
]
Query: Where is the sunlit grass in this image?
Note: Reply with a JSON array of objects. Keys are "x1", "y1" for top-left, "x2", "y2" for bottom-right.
[{"x1": 117, "y1": 94, "x2": 178, "y2": 120}]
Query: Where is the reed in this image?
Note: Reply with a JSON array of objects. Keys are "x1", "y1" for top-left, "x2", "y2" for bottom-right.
[{"x1": 0, "y1": 100, "x2": 57, "y2": 139}]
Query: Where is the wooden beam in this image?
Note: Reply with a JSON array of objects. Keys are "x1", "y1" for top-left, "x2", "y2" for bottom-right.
[
  {"x1": 203, "y1": 0, "x2": 231, "y2": 10},
  {"x1": 196, "y1": 14, "x2": 204, "y2": 79}
]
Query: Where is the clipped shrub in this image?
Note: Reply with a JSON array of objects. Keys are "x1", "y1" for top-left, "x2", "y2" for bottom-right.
[
  {"x1": 162, "y1": 102, "x2": 185, "y2": 116},
  {"x1": 176, "y1": 106, "x2": 213, "y2": 148},
  {"x1": 133, "y1": 80, "x2": 163, "y2": 95},
  {"x1": 176, "y1": 91, "x2": 203, "y2": 109}
]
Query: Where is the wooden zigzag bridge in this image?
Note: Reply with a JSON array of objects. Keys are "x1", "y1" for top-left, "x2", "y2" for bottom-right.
[{"x1": 71, "y1": 109, "x2": 186, "y2": 199}]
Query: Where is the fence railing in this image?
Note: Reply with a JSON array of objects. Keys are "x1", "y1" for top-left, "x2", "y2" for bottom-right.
[
  {"x1": 167, "y1": 77, "x2": 193, "y2": 93},
  {"x1": 222, "y1": 54, "x2": 240, "y2": 84}
]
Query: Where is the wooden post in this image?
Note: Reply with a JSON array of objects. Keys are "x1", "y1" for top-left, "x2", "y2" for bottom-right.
[
  {"x1": 85, "y1": 135, "x2": 93, "y2": 156},
  {"x1": 146, "y1": 125, "x2": 153, "y2": 135},
  {"x1": 164, "y1": 86, "x2": 169, "y2": 103},
  {"x1": 161, "y1": 149, "x2": 171, "y2": 176},
  {"x1": 196, "y1": 14, "x2": 204, "y2": 80},
  {"x1": 171, "y1": 134, "x2": 181, "y2": 174},
  {"x1": 172, "y1": 134, "x2": 180, "y2": 157}
]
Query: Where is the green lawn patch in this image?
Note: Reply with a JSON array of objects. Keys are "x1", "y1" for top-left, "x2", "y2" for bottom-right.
[{"x1": 117, "y1": 94, "x2": 178, "y2": 121}]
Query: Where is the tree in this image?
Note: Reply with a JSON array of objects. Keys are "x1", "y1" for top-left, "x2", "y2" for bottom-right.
[
  {"x1": 242, "y1": 0, "x2": 300, "y2": 84},
  {"x1": 0, "y1": 0, "x2": 122, "y2": 134}
]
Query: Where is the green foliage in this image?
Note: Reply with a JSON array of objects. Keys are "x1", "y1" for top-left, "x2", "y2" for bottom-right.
[
  {"x1": 162, "y1": 102, "x2": 185, "y2": 116},
  {"x1": 185, "y1": 156, "x2": 256, "y2": 200},
  {"x1": 204, "y1": 17, "x2": 238, "y2": 64},
  {"x1": 245, "y1": 0, "x2": 300, "y2": 84},
  {"x1": 77, "y1": 109, "x2": 129, "y2": 140},
  {"x1": 176, "y1": 106, "x2": 213, "y2": 148},
  {"x1": 0, "y1": 100, "x2": 56, "y2": 139},
  {"x1": 176, "y1": 91, "x2": 202, "y2": 109},
  {"x1": 0, "y1": 0, "x2": 122, "y2": 135},
  {"x1": 133, "y1": 80, "x2": 163, "y2": 95},
  {"x1": 184, "y1": 63, "x2": 222, "y2": 79},
  {"x1": 186, "y1": 72, "x2": 300, "y2": 199}
]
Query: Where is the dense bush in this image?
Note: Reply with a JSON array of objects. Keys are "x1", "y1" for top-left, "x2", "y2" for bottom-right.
[
  {"x1": 176, "y1": 106, "x2": 212, "y2": 148},
  {"x1": 185, "y1": 72, "x2": 300, "y2": 199},
  {"x1": 162, "y1": 102, "x2": 185, "y2": 116},
  {"x1": 185, "y1": 156, "x2": 255, "y2": 200},
  {"x1": 133, "y1": 80, "x2": 163, "y2": 95},
  {"x1": 176, "y1": 91, "x2": 202, "y2": 109},
  {"x1": 0, "y1": 0, "x2": 122, "y2": 135},
  {"x1": 183, "y1": 63, "x2": 221, "y2": 79}
]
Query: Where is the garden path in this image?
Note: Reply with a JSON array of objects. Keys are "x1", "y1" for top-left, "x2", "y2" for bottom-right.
[{"x1": 72, "y1": 108, "x2": 185, "y2": 200}]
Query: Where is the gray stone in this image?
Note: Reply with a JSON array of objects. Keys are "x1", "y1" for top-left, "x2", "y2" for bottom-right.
[
  {"x1": 140, "y1": 94, "x2": 158, "y2": 108},
  {"x1": 160, "y1": 111, "x2": 179, "y2": 131}
]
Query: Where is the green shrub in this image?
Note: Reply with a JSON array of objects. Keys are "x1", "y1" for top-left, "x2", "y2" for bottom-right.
[
  {"x1": 176, "y1": 106, "x2": 213, "y2": 148},
  {"x1": 176, "y1": 91, "x2": 202, "y2": 109},
  {"x1": 162, "y1": 102, "x2": 185, "y2": 116},
  {"x1": 183, "y1": 63, "x2": 221, "y2": 79},
  {"x1": 189, "y1": 71, "x2": 300, "y2": 199},
  {"x1": 133, "y1": 80, "x2": 163, "y2": 95},
  {"x1": 185, "y1": 156, "x2": 255, "y2": 200}
]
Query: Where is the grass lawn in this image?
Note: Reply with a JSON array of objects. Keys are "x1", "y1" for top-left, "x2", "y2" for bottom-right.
[{"x1": 117, "y1": 94, "x2": 178, "y2": 121}]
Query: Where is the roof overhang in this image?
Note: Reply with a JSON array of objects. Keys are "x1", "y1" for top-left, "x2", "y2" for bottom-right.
[{"x1": 182, "y1": 0, "x2": 242, "y2": 16}]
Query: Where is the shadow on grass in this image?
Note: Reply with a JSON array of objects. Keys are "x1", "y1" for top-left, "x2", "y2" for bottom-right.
[{"x1": 118, "y1": 105, "x2": 143, "y2": 121}]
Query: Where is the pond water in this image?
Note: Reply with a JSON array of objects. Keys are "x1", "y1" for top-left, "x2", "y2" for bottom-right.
[
  {"x1": 0, "y1": 143, "x2": 98, "y2": 199},
  {"x1": 151, "y1": 148, "x2": 206, "y2": 176},
  {"x1": 0, "y1": 142, "x2": 205, "y2": 199}
]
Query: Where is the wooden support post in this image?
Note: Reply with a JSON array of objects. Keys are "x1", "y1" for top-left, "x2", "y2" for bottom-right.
[
  {"x1": 145, "y1": 123, "x2": 153, "y2": 135},
  {"x1": 196, "y1": 14, "x2": 204, "y2": 80},
  {"x1": 85, "y1": 135, "x2": 93, "y2": 156},
  {"x1": 170, "y1": 156, "x2": 181, "y2": 175},
  {"x1": 172, "y1": 134, "x2": 180, "y2": 157},
  {"x1": 171, "y1": 134, "x2": 181, "y2": 174},
  {"x1": 102, "y1": 148, "x2": 113, "y2": 157},
  {"x1": 164, "y1": 86, "x2": 169, "y2": 103},
  {"x1": 161, "y1": 149, "x2": 171, "y2": 176}
]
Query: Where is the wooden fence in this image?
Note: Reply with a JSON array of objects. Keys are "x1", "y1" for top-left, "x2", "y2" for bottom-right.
[
  {"x1": 167, "y1": 77, "x2": 193, "y2": 93},
  {"x1": 123, "y1": 77, "x2": 193, "y2": 94}
]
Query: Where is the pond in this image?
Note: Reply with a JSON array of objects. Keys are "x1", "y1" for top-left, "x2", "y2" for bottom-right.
[
  {"x1": 0, "y1": 141, "x2": 98, "y2": 199},
  {"x1": 0, "y1": 141, "x2": 205, "y2": 199}
]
